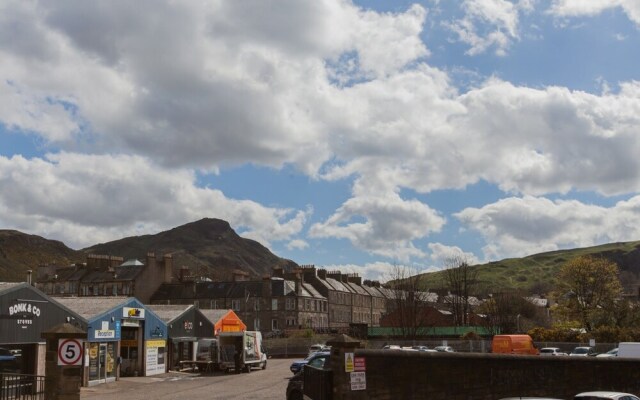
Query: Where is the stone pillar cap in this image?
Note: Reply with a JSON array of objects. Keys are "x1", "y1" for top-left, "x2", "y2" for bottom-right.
[{"x1": 326, "y1": 334, "x2": 361, "y2": 348}]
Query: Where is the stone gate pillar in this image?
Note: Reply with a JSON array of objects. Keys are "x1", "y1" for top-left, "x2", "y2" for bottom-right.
[
  {"x1": 41, "y1": 323, "x2": 86, "y2": 400},
  {"x1": 326, "y1": 334, "x2": 362, "y2": 400}
]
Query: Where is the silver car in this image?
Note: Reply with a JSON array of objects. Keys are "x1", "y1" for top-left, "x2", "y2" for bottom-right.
[{"x1": 574, "y1": 391, "x2": 640, "y2": 400}]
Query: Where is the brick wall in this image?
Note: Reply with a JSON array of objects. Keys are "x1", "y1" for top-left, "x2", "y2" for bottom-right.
[{"x1": 331, "y1": 349, "x2": 640, "y2": 400}]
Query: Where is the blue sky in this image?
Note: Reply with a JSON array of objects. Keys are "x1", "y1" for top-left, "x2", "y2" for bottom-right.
[{"x1": 1, "y1": 0, "x2": 640, "y2": 280}]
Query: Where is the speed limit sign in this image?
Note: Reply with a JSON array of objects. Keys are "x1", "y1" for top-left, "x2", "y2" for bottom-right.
[{"x1": 58, "y1": 339, "x2": 83, "y2": 366}]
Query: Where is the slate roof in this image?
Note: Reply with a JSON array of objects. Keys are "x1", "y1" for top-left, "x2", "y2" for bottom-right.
[
  {"x1": 325, "y1": 278, "x2": 354, "y2": 293},
  {"x1": 199, "y1": 309, "x2": 231, "y2": 325},
  {"x1": 151, "y1": 283, "x2": 192, "y2": 301},
  {"x1": 146, "y1": 304, "x2": 193, "y2": 323},
  {"x1": 0, "y1": 282, "x2": 23, "y2": 295},
  {"x1": 345, "y1": 282, "x2": 369, "y2": 296},
  {"x1": 226, "y1": 281, "x2": 264, "y2": 298},
  {"x1": 360, "y1": 285, "x2": 386, "y2": 298},
  {"x1": 196, "y1": 282, "x2": 233, "y2": 298},
  {"x1": 56, "y1": 296, "x2": 132, "y2": 320},
  {"x1": 302, "y1": 283, "x2": 324, "y2": 299},
  {"x1": 120, "y1": 259, "x2": 144, "y2": 267}
]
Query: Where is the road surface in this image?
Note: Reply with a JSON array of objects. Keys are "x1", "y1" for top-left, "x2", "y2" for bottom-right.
[{"x1": 81, "y1": 358, "x2": 293, "y2": 400}]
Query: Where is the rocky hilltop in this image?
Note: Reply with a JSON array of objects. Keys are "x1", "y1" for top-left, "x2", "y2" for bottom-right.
[{"x1": 0, "y1": 218, "x2": 297, "y2": 282}]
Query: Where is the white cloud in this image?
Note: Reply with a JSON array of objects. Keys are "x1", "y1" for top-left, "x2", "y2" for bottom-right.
[
  {"x1": 0, "y1": 153, "x2": 308, "y2": 249},
  {"x1": 286, "y1": 239, "x2": 309, "y2": 251},
  {"x1": 309, "y1": 190, "x2": 446, "y2": 262},
  {"x1": 455, "y1": 195, "x2": 640, "y2": 260},
  {"x1": 2, "y1": 0, "x2": 640, "y2": 267},
  {"x1": 444, "y1": 0, "x2": 532, "y2": 56},
  {"x1": 325, "y1": 261, "x2": 438, "y2": 282},
  {"x1": 427, "y1": 243, "x2": 481, "y2": 266},
  {"x1": 548, "y1": 0, "x2": 640, "y2": 27},
  {"x1": 0, "y1": 0, "x2": 428, "y2": 175}
]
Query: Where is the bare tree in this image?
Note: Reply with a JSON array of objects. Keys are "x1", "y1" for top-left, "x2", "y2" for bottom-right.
[
  {"x1": 384, "y1": 264, "x2": 433, "y2": 339},
  {"x1": 442, "y1": 256, "x2": 479, "y2": 326},
  {"x1": 478, "y1": 291, "x2": 540, "y2": 334}
]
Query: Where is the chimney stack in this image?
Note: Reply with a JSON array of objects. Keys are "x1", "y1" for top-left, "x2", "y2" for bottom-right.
[
  {"x1": 163, "y1": 254, "x2": 173, "y2": 283},
  {"x1": 27, "y1": 270, "x2": 32, "y2": 286}
]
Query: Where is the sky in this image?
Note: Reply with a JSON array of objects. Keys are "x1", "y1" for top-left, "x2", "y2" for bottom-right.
[{"x1": 1, "y1": 0, "x2": 640, "y2": 281}]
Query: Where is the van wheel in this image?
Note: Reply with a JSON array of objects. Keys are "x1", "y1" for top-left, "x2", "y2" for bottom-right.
[
  {"x1": 245, "y1": 365, "x2": 251, "y2": 373},
  {"x1": 261, "y1": 361, "x2": 267, "y2": 370}
]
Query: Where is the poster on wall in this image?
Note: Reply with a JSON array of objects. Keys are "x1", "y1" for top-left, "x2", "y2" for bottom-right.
[{"x1": 145, "y1": 340, "x2": 166, "y2": 376}]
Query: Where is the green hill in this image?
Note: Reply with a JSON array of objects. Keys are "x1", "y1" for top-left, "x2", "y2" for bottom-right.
[{"x1": 417, "y1": 241, "x2": 640, "y2": 294}]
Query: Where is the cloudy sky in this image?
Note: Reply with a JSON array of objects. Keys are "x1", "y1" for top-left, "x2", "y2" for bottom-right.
[{"x1": 1, "y1": 0, "x2": 640, "y2": 280}]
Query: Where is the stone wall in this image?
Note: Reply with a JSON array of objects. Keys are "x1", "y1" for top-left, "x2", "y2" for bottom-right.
[{"x1": 332, "y1": 349, "x2": 640, "y2": 400}]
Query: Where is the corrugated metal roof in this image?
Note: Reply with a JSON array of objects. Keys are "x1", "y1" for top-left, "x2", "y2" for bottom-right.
[
  {"x1": 146, "y1": 304, "x2": 193, "y2": 323},
  {"x1": 55, "y1": 296, "x2": 132, "y2": 319}
]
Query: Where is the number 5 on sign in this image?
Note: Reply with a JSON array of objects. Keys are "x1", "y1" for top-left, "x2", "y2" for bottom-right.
[{"x1": 58, "y1": 339, "x2": 84, "y2": 366}]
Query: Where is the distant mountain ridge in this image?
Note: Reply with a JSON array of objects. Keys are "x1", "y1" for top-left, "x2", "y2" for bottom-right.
[
  {"x1": 417, "y1": 241, "x2": 640, "y2": 293},
  {"x1": 2, "y1": 219, "x2": 640, "y2": 292},
  {"x1": 0, "y1": 218, "x2": 297, "y2": 282},
  {"x1": 0, "y1": 230, "x2": 84, "y2": 281}
]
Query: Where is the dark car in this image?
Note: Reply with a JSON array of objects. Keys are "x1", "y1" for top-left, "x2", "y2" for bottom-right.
[
  {"x1": 286, "y1": 352, "x2": 330, "y2": 400},
  {"x1": 0, "y1": 348, "x2": 20, "y2": 373},
  {"x1": 289, "y1": 351, "x2": 330, "y2": 374}
]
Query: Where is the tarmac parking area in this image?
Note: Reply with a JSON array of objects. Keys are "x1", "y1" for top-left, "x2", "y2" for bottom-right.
[{"x1": 81, "y1": 358, "x2": 293, "y2": 400}]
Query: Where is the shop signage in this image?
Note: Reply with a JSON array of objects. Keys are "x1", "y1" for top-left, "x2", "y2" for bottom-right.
[
  {"x1": 354, "y1": 357, "x2": 366, "y2": 372},
  {"x1": 94, "y1": 329, "x2": 115, "y2": 339},
  {"x1": 123, "y1": 307, "x2": 145, "y2": 319},
  {"x1": 8, "y1": 302, "x2": 41, "y2": 327},
  {"x1": 350, "y1": 371, "x2": 366, "y2": 391},
  {"x1": 122, "y1": 319, "x2": 140, "y2": 327}
]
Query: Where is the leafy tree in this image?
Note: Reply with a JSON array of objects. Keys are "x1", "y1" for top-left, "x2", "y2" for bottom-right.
[{"x1": 554, "y1": 256, "x2": 622, "y2": 331}]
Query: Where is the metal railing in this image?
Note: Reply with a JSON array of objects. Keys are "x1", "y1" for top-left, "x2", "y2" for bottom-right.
[{"x1": 0, "y1": 374, "x2": 45, "y2": 400}]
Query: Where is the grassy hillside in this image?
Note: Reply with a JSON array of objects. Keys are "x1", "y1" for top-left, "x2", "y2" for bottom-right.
[{"x1": 417, "y1": 241, "x2": 640, "y2": 294}]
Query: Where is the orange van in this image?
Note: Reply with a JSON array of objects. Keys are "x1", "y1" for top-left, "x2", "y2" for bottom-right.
[{"x1": 491, "y1": 334, "x2": 539, "y2": 355}]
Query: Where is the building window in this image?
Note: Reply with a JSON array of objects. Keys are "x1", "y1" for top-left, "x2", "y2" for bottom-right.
[
  {"x1": 272, "y1": 299, "x2": 278, "y2": 311},
  {"x1": 232, "y1": 299, "x2": 240, "y2": 311},
  {"x1": 305, "y1": 299, "x2": 310, "y2": 311},
  {"x1": 272, "y1": 319, "x2": 279, "y2": 330},
  {"x1": 286, "y1": 298, "x2": 295, "y2": 310},
  {"x1": 194, "y1": 300, "x2": 199, "y2": 308},
  {"x1": 254, "y1": 318, "x2": 260, "y2": 330},
  {"x1": 210, "y1": 300, "x2": 218, "y2": 309}
]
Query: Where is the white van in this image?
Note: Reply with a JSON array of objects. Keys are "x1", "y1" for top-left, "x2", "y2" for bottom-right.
[
  {"x1": 218, "y1": 331, "x2": 267, "y2": 372},
  {"x1": 617, "y1": 342, "x2": 640, "y2": 358}
]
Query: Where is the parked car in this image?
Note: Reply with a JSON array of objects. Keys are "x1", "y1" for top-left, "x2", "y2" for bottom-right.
[
  {"x1": 540, "y1": 347, "x2": 568, "y2": 356},
  {"x1": 434, "y1": 346, "x2": 455, "y2": 353},
  {"x1": 570, "y1": 346, "x2": 597, "y2": 357},
  {"x1": 574, "y1": 391, "x2": 640, "y2": 400},
  {"x1": 500, "y1": 397, "x2": 563, "y2": 399},
  {"x1": 0, "y1": 348, "x2": 20, "y2": 373},
  {"x1": 286, "y1": 352, "x2": 331, "y2": 400},
  {"x1": 289, "y1": 351, "x2": 330, "y2": 374},
  {"x1": 411, "y1": 345, "x2": 437, "y2": 352},
  {"x1": 382, "y1": 344, "x2": 401, "y2": 350},
  {"x1": 596, "y1": 348, "x2": 618, "y2": 358}
]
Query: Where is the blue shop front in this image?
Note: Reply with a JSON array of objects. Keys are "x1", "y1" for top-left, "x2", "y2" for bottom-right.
[{"x1": 57, "y1": 297, "x2": 167, "y2": 386}]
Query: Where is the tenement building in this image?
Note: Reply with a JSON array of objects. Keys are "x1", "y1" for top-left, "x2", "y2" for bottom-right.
[
  {"x1": 36, "y1": 253, "x2": 173, "y2": 303},
  {"x1": 151, "y1": 265, "x2": 388, "y2": 334}
]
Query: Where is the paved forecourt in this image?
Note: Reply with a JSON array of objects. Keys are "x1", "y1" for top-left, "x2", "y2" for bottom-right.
[{"x1": 81, "y1": 358, "x2": 294, "y2": 400}]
